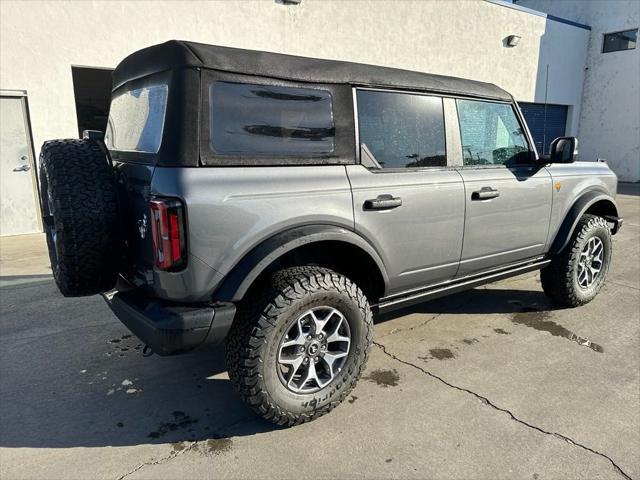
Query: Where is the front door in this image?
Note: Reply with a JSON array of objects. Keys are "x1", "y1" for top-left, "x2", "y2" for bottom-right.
[
  {"x1": 348, "y1": 89, "x2": 466, "y2": 296},
  {"x1": 454, "y1": 98, "x2": 552, "y2": 276},
  {"x1": 0, "y1": 94, "x2": 41, "y2": 236}
]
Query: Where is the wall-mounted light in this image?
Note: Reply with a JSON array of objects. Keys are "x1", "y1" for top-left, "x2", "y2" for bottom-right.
[{"x1": 506, "y1": 35, "x2": 521, "y2": 47}]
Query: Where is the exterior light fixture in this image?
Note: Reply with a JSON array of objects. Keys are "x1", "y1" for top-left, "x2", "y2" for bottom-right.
[{"x1": 506, "y1": 35, "x2": 521, "y2": 47}]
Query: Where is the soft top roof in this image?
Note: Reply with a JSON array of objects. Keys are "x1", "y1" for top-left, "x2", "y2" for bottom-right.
[{"x1": 112, "y1": 40, "x2": 512, "y2": 101}]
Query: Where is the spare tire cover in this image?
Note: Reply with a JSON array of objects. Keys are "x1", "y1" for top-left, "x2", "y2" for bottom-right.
[{"x1": 39, "y1": 139, "x2": 120, "y2": 296}]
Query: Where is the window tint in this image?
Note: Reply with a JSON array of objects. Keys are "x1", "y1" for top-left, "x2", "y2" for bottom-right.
[
  {"x1": 356, "y1": 90, "x2": 446, "y2": 169},
  {"x1": 602, "y1": 29, "x2": 637, "y2": 53},
  {"x1": 209, "y1": 82, "x2": 334, "y2": 155},
  {"x1": 456, "y1": 99, "x2": 531, "y2": 166},
  {"x1": 105, "y1": 84, "x2": 168, "y2": 153}
]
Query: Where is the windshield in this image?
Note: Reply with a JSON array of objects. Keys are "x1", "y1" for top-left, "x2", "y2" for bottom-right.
[{"x1": 105, "y1": 84, "x2": 168, "y2": 153}]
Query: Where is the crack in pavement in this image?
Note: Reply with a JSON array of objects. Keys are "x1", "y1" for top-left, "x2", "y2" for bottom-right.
[
  {"x1": 373, "y1": 341, "x2": 633, "y2": 480},
  {"x1": 115, "y1": 416, "x2": 257, "y2": 480},
  {"x1": 377, "y1": 312, "x2": 444, "y2": 338},
  {"x1": 376, "y1": 292, "x2": 481, "y2": 339}
]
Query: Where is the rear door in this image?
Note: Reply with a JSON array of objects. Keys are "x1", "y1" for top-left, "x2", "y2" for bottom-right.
[
  {"x1": 453, "y1": 99, "x2": 552, "y2": 276},
  {"x1": 347, "y1": 89, "x2": 465, "y2": 295}
]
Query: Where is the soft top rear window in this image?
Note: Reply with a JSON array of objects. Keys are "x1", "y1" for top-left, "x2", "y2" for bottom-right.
[
  {"x1": 209, "y1": 81, "x2": 335, "y2": 156},
  {"x1": 105, "y1": 84, "x2": 168, "y2": 154}
]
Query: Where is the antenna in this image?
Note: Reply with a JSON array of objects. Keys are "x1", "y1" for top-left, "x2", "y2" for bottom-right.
[{"x1": 543, "y1": 64, "x2": 549, "y2": 155}]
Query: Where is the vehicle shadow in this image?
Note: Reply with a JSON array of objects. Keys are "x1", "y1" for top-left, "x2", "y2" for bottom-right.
[
  {"x1": 374, "y1": 285, "x2": 563, "y2": 324},
  {"x1": 0, "y1": 280, "x2": 278, "y2": 449},
  {"x1": 0, "y1": 280, "x2": 561, "y2": 450}
]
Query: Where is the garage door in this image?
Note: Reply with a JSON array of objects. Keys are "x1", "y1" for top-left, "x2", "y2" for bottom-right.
[{"x1": 518, "y1": 102, "x2": 568, "y2": 156}]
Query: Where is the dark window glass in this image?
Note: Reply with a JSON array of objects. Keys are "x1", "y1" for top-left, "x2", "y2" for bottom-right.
[
  {"x1": 456, "y1": 99, "x2": 532, "y2": 166},
  {"x1": 356, "y1": 90, "x2": 446, "y2": 169},
  {"x1": 602, "y1": 29, "x2": 637, "y2": 53},
  {"x1": 209, "y1": 82, "x2": 335, "y2": 155}
]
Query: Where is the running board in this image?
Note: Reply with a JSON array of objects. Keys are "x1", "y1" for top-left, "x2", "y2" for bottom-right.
[{"x1": 376, "y1": 259, "x2": 551, "y2": 314}]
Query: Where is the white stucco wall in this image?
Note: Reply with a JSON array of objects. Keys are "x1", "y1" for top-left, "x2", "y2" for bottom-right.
[
  {"x1": 1, "y1": 0, "x2": 588, "y2": 161},
  {"x1": 520, "y1": 0, "x2": 640, "y2": 181}
]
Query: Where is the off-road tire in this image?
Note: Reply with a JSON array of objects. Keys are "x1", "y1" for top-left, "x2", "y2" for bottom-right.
[
  {"x1": 541, "y1": 214, "x2": 612, "y2": 307},
  {"x1": 39, "y1": 139, "x2": 120, "y2": 296},
  {"x1": 225, "y1": 266, "x2": 373, "y2": 426}
]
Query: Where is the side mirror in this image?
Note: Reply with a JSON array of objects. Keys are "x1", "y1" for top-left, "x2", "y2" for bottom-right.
[
  {"x1": 82, "y1": 130, "x2": 104, "y2": 141},
  {"x1": 548, "y1": 136, "x2": 578, "y2": 163}
]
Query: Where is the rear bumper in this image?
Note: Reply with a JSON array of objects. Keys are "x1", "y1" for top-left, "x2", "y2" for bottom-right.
[{"x1": 102, "y1": 280, "x2": 236, "y2": 356}]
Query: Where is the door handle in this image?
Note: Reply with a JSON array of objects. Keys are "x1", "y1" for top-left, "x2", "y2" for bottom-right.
[
  {"x1": 13, "y1": 163, "x2": 30, "y2": 172},
  {"x1": 364, "y1": 194, "x2": 402, "y2": 211},
  {"x1": 471, "y1": 187, "x2": 500, "y2": 201}
]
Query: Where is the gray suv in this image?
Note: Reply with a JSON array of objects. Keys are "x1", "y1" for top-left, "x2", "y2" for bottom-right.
[{"x1": 39, "y1": 40, "x2": 622, "y2": 426}]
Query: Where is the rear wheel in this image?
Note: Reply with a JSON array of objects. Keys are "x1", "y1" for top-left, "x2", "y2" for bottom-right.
[
  {"x1": 39, "y1": 139, "x2": 120, "y2": 296},
  {"x1": 541, "y1": 214, "x2": 612, "y2": 307},
  {"x1": 225, "y1": 266, "x2": 373, "y2": 426}
]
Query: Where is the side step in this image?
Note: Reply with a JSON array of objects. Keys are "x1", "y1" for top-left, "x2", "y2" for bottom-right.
[{"x1": 376, "y1": 259, "x2": 551, "y2": 314}]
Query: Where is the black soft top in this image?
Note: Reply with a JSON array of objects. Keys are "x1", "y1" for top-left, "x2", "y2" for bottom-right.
[{"x1": 112, "y1": 40, "x2": 512, "y2": 101}]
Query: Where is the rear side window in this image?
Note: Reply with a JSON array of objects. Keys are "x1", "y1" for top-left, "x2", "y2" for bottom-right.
[
  {"x1": 356, "y1": 89, "x2": 446, "y2": 169},
  {"x1": 105, "y1": 84, "x2": 168, "y2": 153},
  {"x1": 456, "y1": 99, "x2": 531, "y2": 166},
  {"x1": 209, "y1": 82, "x2": 335, "y2": 155}
]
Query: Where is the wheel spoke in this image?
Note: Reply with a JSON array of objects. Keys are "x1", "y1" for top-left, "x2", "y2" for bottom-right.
[
  {"x1": 280, "y1": 318, "x2": 306, "y2": 349},
  {"x1": 302, "y1": 359, "x2": 320, "y2": 388},
  {"x1": 284, "y1": 356, "x2": 305, "y2": 389},
  {"x1": 326, "y1": 315, "x2": 350, "y2": 343},
  {"x1": 322, "y1": 351, "x2": 348, "y2": 377}
]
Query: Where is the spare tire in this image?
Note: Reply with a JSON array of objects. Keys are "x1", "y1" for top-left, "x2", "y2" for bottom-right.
[{"x1": 39, "y1": 139, "x2": 120, "y2": 296}]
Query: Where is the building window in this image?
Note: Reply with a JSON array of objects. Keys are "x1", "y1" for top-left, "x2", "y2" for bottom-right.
[
  {"x1": 602, "y1": 29, "x2": 637, "y2": 53},
  {"x1": 356, "y1": 89, "x2": 446, "y2": 169},
  {"x1": 209, "y1": 82, "x2": 335, "y2": 156}
]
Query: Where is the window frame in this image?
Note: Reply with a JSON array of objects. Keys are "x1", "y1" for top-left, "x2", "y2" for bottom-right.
[
  {"x1": 454, "y1": 97, "x2": 537, "y2": 169},
  {"x1": 602, "y1": 28, "x2": 638, "y2": 53},
  {"x1": 353, "y1": 86, "x2": 450, "y2": 173},
  {"x1": 200, "y1": 69, "x2": 355, "y2": 167}
]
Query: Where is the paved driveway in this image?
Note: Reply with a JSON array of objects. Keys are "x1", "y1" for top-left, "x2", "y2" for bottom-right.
[{"x1": 1, "y1": 191, "x2": 638, "y2": 480}]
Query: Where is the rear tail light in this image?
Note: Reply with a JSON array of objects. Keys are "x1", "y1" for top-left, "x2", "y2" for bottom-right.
[{"x1": 149, "y1": 198, "x2": 186, "y2": 271}]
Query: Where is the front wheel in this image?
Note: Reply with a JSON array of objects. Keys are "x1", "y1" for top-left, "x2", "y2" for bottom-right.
[
  {"x1": 225, "y1": 266, "x2": 373, "y2": 426},
  {"x1": 541, "y1": 214, "x2": 612, "y2": 307}
]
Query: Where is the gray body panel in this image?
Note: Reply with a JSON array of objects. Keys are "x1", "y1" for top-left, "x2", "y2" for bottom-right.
[
  {"x1": 544, "y1": 162, "x2": 618, "y2": 250},
  {"x1": 456, "y1": 165, "x2": 552, "y2": 276},
  {"x1": 148, "y1": 166, "x2": 354, "y2": 302},
  {"x1": 346, "y1": 165, "x2": 465, "y2": 294},
  {"x1": 139, "y1": 161, "x2": 618, "y2": 305}
]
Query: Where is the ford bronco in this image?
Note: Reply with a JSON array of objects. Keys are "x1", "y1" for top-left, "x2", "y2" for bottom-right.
[{"x1": 39, "y1": 40, "x2": 622, "y2": 426}]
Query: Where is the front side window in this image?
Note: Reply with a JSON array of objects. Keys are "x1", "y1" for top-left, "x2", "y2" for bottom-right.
[
  {"x1": 602, "y1": 29, "x2": 637, "y2": 53},
  {"x1": 209, "y1": 82, "x2": 335, "y2": 155},
  {"x1": 356, "y1": 90, "x2": 446, "y2": 169},
  {"x1": 456, "y1": 99, "x2": 531, "y2": 166},
  {"x1": 105, "y1": 84, "x2": 168, "y2": 153}
]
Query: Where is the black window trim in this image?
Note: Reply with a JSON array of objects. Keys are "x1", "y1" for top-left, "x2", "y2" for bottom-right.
[
  {"x1": 601, "y1": 28, "x2": 638, "y2": 53},
  {"x1": 453, "y1": 97, "x2": 538, "y2": 170},
  {"x1": 352, "y1": 86, "x2": 451, "y2": 173}
]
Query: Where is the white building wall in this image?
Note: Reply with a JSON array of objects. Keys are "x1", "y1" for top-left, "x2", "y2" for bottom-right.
[
  {"x1": 520, "y1": 0, "x2": 640, "y2": 182},
  {"x1": 1, "y1": 0, "x2": 588, "y2": 160}
]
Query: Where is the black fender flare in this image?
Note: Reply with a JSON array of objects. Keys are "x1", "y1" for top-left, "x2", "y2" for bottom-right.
[
  {"x1": 214, "y1": 224, "x2": 389, "y2": 302},
  {"x1": 550, "y1": 190, "x2": 619, "y2": 255}
]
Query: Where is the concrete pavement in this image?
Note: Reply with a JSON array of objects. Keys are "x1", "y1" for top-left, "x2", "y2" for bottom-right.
[{"x1": 0, "y1": 190, "x2": 638, "y2": 480}]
